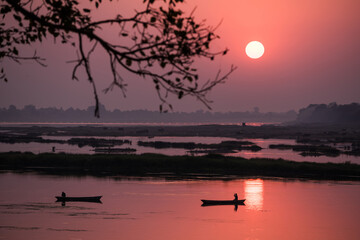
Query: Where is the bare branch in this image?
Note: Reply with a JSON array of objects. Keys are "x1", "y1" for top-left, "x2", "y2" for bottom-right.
[{"x1": 1, "y1": 0, "x2": 236, "y2": 115}]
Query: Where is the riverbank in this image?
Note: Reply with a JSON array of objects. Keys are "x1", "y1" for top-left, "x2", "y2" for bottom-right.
[
  {"x1": 1, "y1": 152, "x2": 359, "y2": 180},
  {"x1": 1, "y1": 123, "x2": 359, "y2": 143}
]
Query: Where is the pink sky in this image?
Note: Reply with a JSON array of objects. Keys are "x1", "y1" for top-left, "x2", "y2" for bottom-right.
[{"x1": 1, "y1": 0, "x2": 359, "y2": 112}]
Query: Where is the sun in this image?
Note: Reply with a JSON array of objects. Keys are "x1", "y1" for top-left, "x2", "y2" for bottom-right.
[{"x1": 245, "y1": 41, "x2": 265, "y2": 59}]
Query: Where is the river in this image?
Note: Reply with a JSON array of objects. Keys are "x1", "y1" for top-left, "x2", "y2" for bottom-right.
[{"x1": 0, "y1": 173, "x2": 359, "y2": 240}]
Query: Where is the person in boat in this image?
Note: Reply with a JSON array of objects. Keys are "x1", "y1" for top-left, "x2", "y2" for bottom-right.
[
  {"x1": 61, "y1": 192, "x2": 66, "y2": 198},
  {"x1": 234, "y1": 193, "x2": 238, "y2": 201}
]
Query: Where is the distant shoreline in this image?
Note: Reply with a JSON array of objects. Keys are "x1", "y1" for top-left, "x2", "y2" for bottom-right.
[
  {"x1": 1, "y1": 122, "x2": 359, "y2": 140},
  {"x1": 1, "y1": 152, "x2": 359, "y2": 181},
  {"x1": 0, "y1": 104, "x2": 297, "y2": 124},
  {"x1": 0, "y1": 122, "x2": 271, "y2": 127}
]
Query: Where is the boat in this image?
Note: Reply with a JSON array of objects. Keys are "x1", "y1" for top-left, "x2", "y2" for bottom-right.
[
  {"x1": 201, "y1": 199, "x2": 245, "y2": 206},
  {"x1": 55, "y1": 196, "x2": 102, "y2": 203}
]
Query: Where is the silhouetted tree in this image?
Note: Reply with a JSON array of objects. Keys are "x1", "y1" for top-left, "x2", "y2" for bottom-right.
[
  {"x1": 0, "y1": 0, "x2": 236, "y2": 116},
  {"x1": 297, "y1": 103, "x2": 360, "y2": 123}
]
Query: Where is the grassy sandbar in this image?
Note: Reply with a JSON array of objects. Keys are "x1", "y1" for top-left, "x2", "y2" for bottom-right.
[{"x1": 0, "y1": 152, "x2": 359, "y2": 180}]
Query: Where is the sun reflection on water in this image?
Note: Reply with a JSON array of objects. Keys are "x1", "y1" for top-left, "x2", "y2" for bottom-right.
[{"x1": 244, "y1": 179, "x2": 264, "y2": 211}]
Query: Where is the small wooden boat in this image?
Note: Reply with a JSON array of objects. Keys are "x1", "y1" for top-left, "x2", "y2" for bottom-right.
[
  {"x1": 201, "y1": 199, "x2": 245, "y2": 206},
  {"x1": 55, "y1": 196, "x2": 102, "y2": 203}
]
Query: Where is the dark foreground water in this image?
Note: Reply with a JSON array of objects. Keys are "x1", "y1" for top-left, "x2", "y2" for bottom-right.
[{"x1": 0, "y1": 173, "x2": 359, "y2": 240}]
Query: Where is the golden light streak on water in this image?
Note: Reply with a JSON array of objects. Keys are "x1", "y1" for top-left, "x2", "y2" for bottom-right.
[{"x1": 244, "y1": 179, "x2": 264, "y2": 211}]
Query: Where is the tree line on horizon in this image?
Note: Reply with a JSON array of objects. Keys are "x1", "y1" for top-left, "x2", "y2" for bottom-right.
[
  {"x1": 1, "y1": 102, "x2": 359, "y2": 124},
  {"x1": 0, "y1": 104, "x2": 297, "y2": 123},
  {"x1": 297, "y1": 102, "x2": 360, "y2": 124}
]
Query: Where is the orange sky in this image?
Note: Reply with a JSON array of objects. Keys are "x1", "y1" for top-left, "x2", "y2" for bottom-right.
[{"x1": 1, "y1": 0, "x2": 359, "y2": 112}]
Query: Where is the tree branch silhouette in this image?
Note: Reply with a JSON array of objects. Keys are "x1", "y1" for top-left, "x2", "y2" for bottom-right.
[{"x1": 1, "y1": 0, "x2": 236, "y2": 116}]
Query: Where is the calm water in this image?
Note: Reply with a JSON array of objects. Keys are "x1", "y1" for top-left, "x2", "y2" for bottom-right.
[
  {"x1": 0, "y1": 173, "x2": 359, "y2": 240},
  {"x1": 1, "y1": 136, "x2": 359, "y2": 163}
]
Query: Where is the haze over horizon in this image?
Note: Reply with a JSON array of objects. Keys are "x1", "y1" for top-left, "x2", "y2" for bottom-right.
[{"x1": 1, "y1": 0, "x2": 359, "y2": 113}]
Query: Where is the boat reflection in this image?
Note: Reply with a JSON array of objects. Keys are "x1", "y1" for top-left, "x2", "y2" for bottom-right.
[{"x1": 244, "y1": 179, "x2": 263, "y2": 210}]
